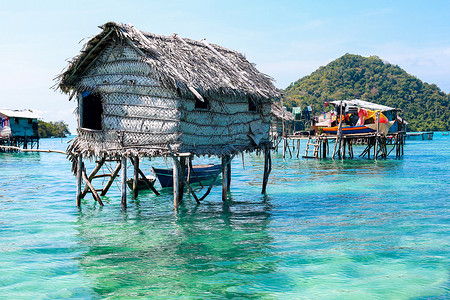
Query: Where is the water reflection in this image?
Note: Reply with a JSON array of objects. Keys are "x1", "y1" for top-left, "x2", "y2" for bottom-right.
[{"x1": 75, "y1": 195, "x2": 276, "y2": 298}]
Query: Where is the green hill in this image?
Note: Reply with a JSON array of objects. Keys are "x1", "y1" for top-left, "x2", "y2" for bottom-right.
[{"x1": 283, "y1": 54, "x2": 450, "y2": 131}]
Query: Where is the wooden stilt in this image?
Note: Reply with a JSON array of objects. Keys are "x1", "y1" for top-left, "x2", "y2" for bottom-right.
[
  {"x1": 132, "y1": 156, "x2": 139, "y2": 199},
  {"x1": 179, "y1": 156, "x2": 186, "y2": 199},
  {"x1": 129, "y1": 157, "x2": 160, "y2": 196},
  {"x1": 342, "y1": 138, "x2": 346, "y2": 159},
  {"x1": 222, "y1": 155, "x2": 230, "y2": 201},
  {"x1": 262, "y1": 145, "x2": 271, "y2": 194},
  {"x1": 76, "y1": 154, "x2": 83, "y2": 207},
  {"x1": 121, "y1": 157, "x2": 127, "y2": 209},
  {"x1": 173, "y1": 156, "x2": 183, "y2": 208},
  {"x1": 296, "y1": 139, "x2": 300, "y2": 158},
  {"x1": 226, "y1": 155, "x2": 231, "y2": 192}
]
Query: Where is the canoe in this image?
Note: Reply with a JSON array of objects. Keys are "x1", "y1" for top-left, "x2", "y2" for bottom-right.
[
  {"x1": 321, "y1": 121, "x2": 394, "y2": 136},
  {"x1": 322, "y1": 125, "x2": 375, "y2": 135},
  {"x1": 126, "y1": 175, "x2": 156, "y2": 190},
  {"x1": 152, "y1": 164, "x2": 221, "y2": 188}
]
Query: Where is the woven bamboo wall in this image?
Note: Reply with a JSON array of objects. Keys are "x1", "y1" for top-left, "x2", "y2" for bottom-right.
[
  {"x1": 179, "y1": 95, "x2": 271, "y2": 156},
  {"x1": 72, "y1": 42, "x2": 271, "y2": 158}
]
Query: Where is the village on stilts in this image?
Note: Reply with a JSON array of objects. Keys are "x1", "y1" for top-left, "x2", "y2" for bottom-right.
[{"x1": 2, "y1": 23, "x2": 416, "y2": 210}]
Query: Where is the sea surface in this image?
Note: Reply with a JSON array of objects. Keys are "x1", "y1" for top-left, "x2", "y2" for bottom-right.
[{"x1": 0, "y1": 134, "x2": 449, "y2": 299}]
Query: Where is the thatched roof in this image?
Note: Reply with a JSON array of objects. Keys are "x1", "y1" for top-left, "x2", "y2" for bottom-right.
[
  {"x1": 57, "y1": 22, "x2": 281, "y2": 101},
  {"x1": 271, "y1": 102, "x2": 294, "y2": 121}
]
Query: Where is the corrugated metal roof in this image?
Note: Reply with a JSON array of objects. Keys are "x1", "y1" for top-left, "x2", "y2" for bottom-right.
[
  {"x1": 329, "y1": 99, "x2": 399, "y2": 112},
  {"x1": 0, "y1": 109, "x2": 40, "y2": 119}
]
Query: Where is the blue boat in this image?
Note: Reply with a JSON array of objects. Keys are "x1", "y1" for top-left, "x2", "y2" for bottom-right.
[{"x1": 152, "y1": 164, "x2": 221, "y2": 188}]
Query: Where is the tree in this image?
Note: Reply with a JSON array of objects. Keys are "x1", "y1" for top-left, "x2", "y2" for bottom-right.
[
  {"x1": 283, "y1": 54, "x2": 450, "y2": 131},
  {"x1": 38, "y1": 120, "x2": 71, "y2": 138}
]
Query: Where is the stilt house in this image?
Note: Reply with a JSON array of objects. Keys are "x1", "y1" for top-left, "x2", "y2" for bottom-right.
[
  {"x1": 57, "y1": 22, "x2": 280, "y2": 208},
  {"x1": 0, "y1": 109, "x2": 39, "y2": 139}
]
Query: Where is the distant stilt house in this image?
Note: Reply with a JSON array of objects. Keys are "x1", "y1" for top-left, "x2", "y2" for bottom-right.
[
  {"x1": 0, "y1": 109, "x2": 39, "y2": 151},
  {"x1": 304, "y1": 99, "x2": 406, "y2": 160},
  {"x1": 56, "y1": 22, "x2": 281, "y2": 208}
]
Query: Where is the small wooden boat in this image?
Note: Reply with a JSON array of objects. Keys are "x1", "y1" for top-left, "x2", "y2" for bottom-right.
[
  {"x1": 126, "y1": 175, "x2": 156, "y2": 190},
  {"x1": 152, "y1": 164, "x2": 221, "y2": 188},
  {"x1": 322, "y1": 125, "x2": 375, "y2": 135},
  {"x1": 321, "y1": 121, "x2": 394, "y2": 136}
]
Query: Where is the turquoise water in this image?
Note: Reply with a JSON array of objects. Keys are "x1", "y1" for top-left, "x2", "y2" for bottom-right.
[{"x1": 0, "y1": 135, "x2": 449, "y2": 299}]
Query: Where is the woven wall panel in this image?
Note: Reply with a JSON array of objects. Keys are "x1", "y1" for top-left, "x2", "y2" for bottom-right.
[
  {"x1": 92, "y1": 60, "x2": 154, "y2": 76},
  {"x1": 122, "y1": 131, "x2": 179, "y2": 146},
  {"x1": 103, "y1": 93, "x2": 179, "y2": 108},
  {"x1": 181, "y1": 133, "x2": 253, "y2": 147},
  {"x1": 103, "y1": 103, "x2": 180, "y2": 120},
  {"x1": 103, "y1": 115, "x2": 179, "y2": 132},
  {"x1": 180, "y1": 121, "x2": 246, "y2": 137},
  {"x1": 103, "y1": 44, "x2": 141, "y2": 62},
  {"x1": 77, "y1": 128, "x2": 119, "y2": 142},
  {"x1": 94, "y1": 84, "x2": 177, "y2": 98},
  {"x1": 79, "y1": 74, "x2": 160, "y2": 89},
  {"x1": 182, "y1": 111, "x2": 260, "y2": 127}
]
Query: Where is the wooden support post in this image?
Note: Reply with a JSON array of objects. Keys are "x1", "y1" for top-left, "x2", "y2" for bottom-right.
[
  {"x1": 76, "y1": 154, "x2": 82, "y2": 207},
  {"x1": 179, "y1": 156, "x2": 186, "y2": 197},
  {"x1": 222, "y1": 155, "x2": 230, "y2": 201},
  {"x1": 374, "y1": 112, "x2": 380, "y2": 160},
  {"x1": 226, "y1": 156, "x2": 231, "y2": 192},
  {"x1": 262, "y1": 145, "x2": 272, "y2": 194},
  {"x1": 322, "y1": 138, "x2": 327, "y2": 158},
  {"x1": 342, "y1": 138, "x2": 346, "y2": 159},
  {"x1": 121, "y1": 157, "x2": 127, "y2": 209},
  {"x1": 132, "y1": 156, "x2": 139, "y2": 199},
  {"x1": 296, "y1": 139, "x2": 300, "y2": 158},
  {"x1": 173, "y1": 156, "x2": 184, "y2": 208}
]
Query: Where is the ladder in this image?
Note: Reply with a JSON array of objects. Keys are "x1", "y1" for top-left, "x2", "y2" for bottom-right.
[{"x1": 303, "y1": 136, "x2": 321, "y2": 159}]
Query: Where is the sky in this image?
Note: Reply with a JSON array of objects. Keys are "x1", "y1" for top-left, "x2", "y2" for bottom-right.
[{"x1": 1, "y1": 0, "x2": 449, "y2": 132}]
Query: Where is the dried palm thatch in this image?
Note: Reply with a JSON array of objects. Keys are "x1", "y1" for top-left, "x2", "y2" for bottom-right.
[{"x1": 57, "y1": 22, "x2": 281, "y2": 158}]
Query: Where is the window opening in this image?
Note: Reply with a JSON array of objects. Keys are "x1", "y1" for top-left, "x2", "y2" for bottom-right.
[
  {"x1": 195, "y1": 97, "x2": 209, "y2": 110},
  {"x1": 81, "y1": 91, "x2": 103, "y2": 130},
  {"x1": 248, "y1": 98, "x2": 258, "y2": 112}
]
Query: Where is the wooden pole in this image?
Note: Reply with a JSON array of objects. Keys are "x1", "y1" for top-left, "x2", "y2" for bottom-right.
[
  {"x1": 121, "y1": 157, "x2": 127, "y2": 209},
  {"x1": 222, "y1": 155, "x2": 230, "y2": 201},
  {"x1": 322, "y1": 138, "x2": 327, "y2": 158},
  {"x1": 132, "y1": 156, "x2": 139, "y2": 199},
  {"x1": 179, "y1": 156, "x2": 186, "y2": 199},
  {"x1": 342, "y1": 138, "x2": 346, "y2": 159},
  {"x1": 262, "y1": 145, "x2": 271, "y2": 194},
  {"x1": 76, "y1": 154, "x2": 82, "y2": 207},
  {"x1": 375, "y1": 112, "x2": 380, "y2": 160},
  {"x1": 226, "y1": 155, "x2": 231, "y2": 192},
  {"x1": 173, "y1": 156, "x2": 182, "y2": 208}
]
